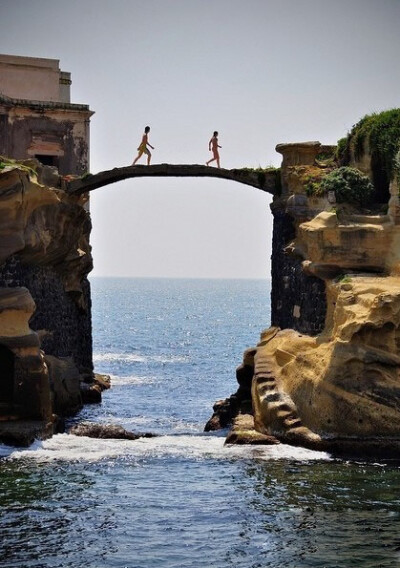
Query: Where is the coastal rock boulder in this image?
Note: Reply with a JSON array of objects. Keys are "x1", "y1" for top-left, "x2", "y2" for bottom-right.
[{"x1": 69, "y1": 422, "x2": 156, "y2": 440}]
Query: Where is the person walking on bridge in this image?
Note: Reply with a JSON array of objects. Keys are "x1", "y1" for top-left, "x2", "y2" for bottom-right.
[
  {"x1": 206, "y1": 131, "x2": 222, "y2": 168},
  {"x1": 132, "y1": 126, "x2": 155, "y2": 165}
]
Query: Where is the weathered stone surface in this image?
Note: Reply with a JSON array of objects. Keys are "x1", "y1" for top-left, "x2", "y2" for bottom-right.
[
  {"x1": 69, "y1": 422, "x2": 157, "y2": 440},
  {"x1": 80, "y1": 382, "x2": 102, "y2": 403},
  {"x1": 0, "y1": 258, "x2": 93, "y2": 372},
  {"x1": 0, "y1": 420, "x2": 55, "y2": 447},
  {"x1": 0, "y1": 286, "x2": 52, "y2": 428},
  {"x1": 275, "y1": 142, "x2": 322, "y2": 197},
  {"x1": 225, "y1": 414, "x2": 280, "y2": 445},
  {"x1": 222, "y1": 137, "x2": 400, "y2": 455},
  {"x1": 45, "y1": 355, "x2": 82, "y2": 416},
  {"x1": 298, "y1": 211, "x2": 394, "y2": 274},
  {"x1": 205, "y1": 348, "x2": 256, "y2": 432},
  {"x1": 66, "y1": 164, "x2": 279, "y2": 196},
  {"x1": 92, "y1": 373, "x2": 111, "y2": 390},
  {"x1": 270, "y1": 207, "x2": 327, "y2": 336},
  {"x1": 204, "y1": 397, "x2": 239, "y2": 431},
  {"x1": 0, "y1": 163, "x2": 93, "y2": 370},
  {"x1": 0, "y1": 161, "x2": 94, "y2": 444},
  {"x1": 0, "y1": 163, "x2": 92, "y2": 298},
  {"x1": 253, "y1": 276, "x2": 400, "y2": 447}
]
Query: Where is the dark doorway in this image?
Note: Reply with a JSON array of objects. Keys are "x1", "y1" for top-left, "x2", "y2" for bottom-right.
[
  {"x1": 35, "y1": 154, "x2": 59, "y2": 168},
  {"x1": 0, "y1": 344, "x2": 14, "y2": 406},
  {"x1": 371, "y1": 153, "x2": 391, "y2": 205}
]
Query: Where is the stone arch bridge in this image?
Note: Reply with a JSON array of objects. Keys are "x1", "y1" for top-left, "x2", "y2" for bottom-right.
[{"x1": 66, "y1": 164, "x2": 278, "y2": 195}]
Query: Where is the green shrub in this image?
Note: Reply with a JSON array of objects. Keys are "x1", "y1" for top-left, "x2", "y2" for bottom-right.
[
  {"x1": 320, "y1": 166, "x2": 374, "y2": 206},
  {"x1": 305, "y1": 177, "x2": 324, "y2": 197},
  {"x1": 344, "y1": 109, "x2": 400, "y2": 180},
  {"x1": 335, "y1": 137, "x2": 348, "y2": 162}
]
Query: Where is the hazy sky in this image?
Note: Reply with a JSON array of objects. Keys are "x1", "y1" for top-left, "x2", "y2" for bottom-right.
[{"x1": 1, "y1": 0, "x2": 399, "y2": 278}]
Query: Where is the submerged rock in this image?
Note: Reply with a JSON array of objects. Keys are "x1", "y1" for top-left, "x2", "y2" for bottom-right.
[{"x1": 69, "y1": 422, "x2": 156, "y2": 440}]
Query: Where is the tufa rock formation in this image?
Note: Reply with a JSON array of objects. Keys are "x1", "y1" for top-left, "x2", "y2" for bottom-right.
[
  {"x1": 211, "y1": 110, "x2": 400, "y2": 457},
  {"x1": 0, "y1": 157, "x2": 108, "y2": 445}
]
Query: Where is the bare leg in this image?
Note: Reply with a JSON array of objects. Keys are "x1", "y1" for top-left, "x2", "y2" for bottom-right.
[
  {"x1": 132, "y1": 150, "x2": 144, "y2": 165},
  {"x1": 207, "y1": 150, "x2": 220, "y2": 167},
  {"x1": 147, "y1": 151, "x2": 152, "y2": 166}
]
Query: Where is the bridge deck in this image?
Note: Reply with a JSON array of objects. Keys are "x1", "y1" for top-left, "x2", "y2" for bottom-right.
[{"x1": 66, "y1": 164, "x2": 278, "y2": 195}]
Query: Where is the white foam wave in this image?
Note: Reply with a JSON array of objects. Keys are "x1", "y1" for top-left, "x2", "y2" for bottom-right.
[
  {"x1": 93, "y1": 353, "x2": 146, "y2": 363},
  {"x1": 5, "y1": 433, "x2": 331, "y2": 464},
  {"x1": 93, "y1": 352, "x2": 188, "y2": 364},
  {"x1": 107, "y1": 374, "x2": 159, "y2": 386}
]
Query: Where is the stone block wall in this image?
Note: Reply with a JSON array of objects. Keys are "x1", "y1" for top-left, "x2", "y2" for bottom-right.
[
  {"x1": 0, "y1": 256, "x2": 92, "y2": 372},
  {"x1": 271, "y1": 207, "x2": 326, "y2": 335}
]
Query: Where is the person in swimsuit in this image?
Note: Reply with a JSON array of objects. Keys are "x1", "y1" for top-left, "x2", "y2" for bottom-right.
[
  {"x1": 132, "y1": 126, "x2": 155, "y2": 165},
  {"x1": 206, "y1": 131, "x2": 222, "y2": 168}
]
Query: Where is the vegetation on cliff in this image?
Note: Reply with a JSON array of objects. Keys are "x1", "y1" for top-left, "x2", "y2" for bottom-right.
[
  {"x1": 0, "y1": 156, "x2": 38, "y2": 177},
  {"x1": 337, "y1": 109, "x2": 400, "y2": 180},
  {"x1": 304, "y1": 165, "x2": 375, "y2": 208},
  {"x1": 319, "y1": 166, "x2": 374, "y2": 206},
  {"x1": 304, "y1": 109, "x2": 400, "y2": 208}
]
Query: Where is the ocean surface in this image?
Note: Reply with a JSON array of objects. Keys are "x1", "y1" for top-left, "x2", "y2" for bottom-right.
[{"x1": 1, "y1": 277, "x2": 400, "y2": 568}]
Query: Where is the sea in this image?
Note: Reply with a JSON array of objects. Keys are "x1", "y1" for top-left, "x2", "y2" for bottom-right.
[{"x1": 1, "y1": 277, "x2": 400, "y2": 568}]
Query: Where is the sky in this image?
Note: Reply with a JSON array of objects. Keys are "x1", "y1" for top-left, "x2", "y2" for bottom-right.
[{"x1": 1, "y1": 0, "x2": 400, "y2": 278}]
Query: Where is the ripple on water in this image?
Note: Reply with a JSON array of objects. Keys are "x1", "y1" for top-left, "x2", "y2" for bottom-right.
[{"x1": 2, "y1": 279, "x2": 400, "y2": 567}]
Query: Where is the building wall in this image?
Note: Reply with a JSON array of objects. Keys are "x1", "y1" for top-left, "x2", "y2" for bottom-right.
[
  {"x1": 0, "y1": 54, "x2": 93, "y2": 176},
  {"x1": 0, "y1": 54, "x2": 68, "y2": 103},
  {"x1": 0, "y1": 104, "x2": 91, "y2": 175}
]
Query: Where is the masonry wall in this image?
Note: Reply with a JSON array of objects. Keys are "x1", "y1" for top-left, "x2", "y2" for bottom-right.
[
  {"x1": 0, "y1": 256, "x2": 93, "y2": 372},
  {"x1": 0, "y1": 109, "x2": 90, "y2": 175},
  {"x1": 0, "y1": 54, "x2": 61, "y2": 102},
  {"x1": 270, "y1": 207, "x2": 326, "y2": 335}
]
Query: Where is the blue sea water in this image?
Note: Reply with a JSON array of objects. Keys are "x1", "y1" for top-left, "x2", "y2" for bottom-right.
[{"x1": 1, "y1": 277, "x2": 400, "y2": 568}]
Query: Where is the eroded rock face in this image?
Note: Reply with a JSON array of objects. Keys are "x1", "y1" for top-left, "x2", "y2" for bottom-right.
[
  {"x1": 253, "y1": 276, "x2": 400, "y2": 442},
  {"x1": 0, "y1": 163, "x2": 92, "y2": 303},
  {"x1": 45, "y1": 355, "x2": 82, "y2": 416},
  {"x1": 0, "y1": 161, "x2": 94, "y2": 445},
  {"x1": 248, "y1": 141, "x2": 400, "y2": 453},
  {"x1": 0, "y1": 286, "x2": 52, "y2": 421}
]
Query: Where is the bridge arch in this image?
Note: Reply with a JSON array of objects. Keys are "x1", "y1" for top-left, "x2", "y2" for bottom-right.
[
  {"x1": 89, "y1": 174, "x2": 273, "y2": 279},
  {"x1": 66, "y1": 164, "x2": 279, "y2": 196}
]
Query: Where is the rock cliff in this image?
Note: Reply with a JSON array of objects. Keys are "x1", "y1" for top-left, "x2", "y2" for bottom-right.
[
  {"x1": 215, "y1": 111, "x2": 400, "y2": 456},
  {"x1": 0, "y1": 157, "x2": 105, "y2": 445}
]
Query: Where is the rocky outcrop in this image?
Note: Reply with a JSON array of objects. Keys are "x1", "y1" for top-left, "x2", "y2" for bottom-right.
[
  {"x1": 204, "y1": 348, "x2": 255, "y2": 432},
  {"x1": 0, "y1": 286, "x2": 52, "y2": 420},
  {"x1": 69, "y1": 422, "x2": 156, "y2": 440},
  {"x1": 0, "y1": 158, "x2": 99, "y2": 445},
  {"x1": 0, "y1": 160, "x2": 92, "y2": 304},
  {"x1": 225, "y1": 414, "x2": 280, "y2": 445},
  {"x1": 257, "y1": 139, "x2": 400, "y2": 454},
  {"x1": 217, "y1": 130, "x2": 400, "y2": 456}
]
